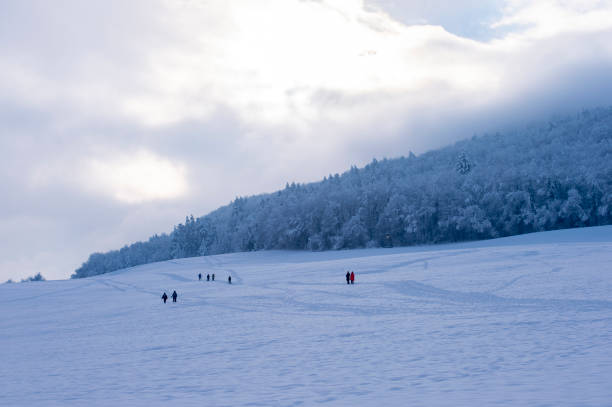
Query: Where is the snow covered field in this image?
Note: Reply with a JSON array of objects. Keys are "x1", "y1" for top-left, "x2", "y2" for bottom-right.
[{"x1": 2, "y1": 226, "x2": 612, "y2": 406}]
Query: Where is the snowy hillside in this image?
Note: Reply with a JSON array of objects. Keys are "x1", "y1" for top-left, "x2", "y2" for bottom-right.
[{"x1": 3, "y1": 226, "x2": 612, "y2": 406}]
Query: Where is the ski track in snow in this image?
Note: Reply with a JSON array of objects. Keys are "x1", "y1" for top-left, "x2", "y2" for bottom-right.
[{"x1": 2, "y1": 226, "x2": 612, "y2": 406}]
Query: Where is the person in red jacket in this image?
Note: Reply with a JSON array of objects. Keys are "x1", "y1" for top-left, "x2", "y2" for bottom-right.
[{"x1": 350, "y1": 271, "x2": 355, "y2": 284}]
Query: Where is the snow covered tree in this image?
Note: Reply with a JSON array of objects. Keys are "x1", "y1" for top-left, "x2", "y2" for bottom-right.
[
  {"x1": 21, "y1": 273, "x2": 45, "y2": 282},
  {"x1": 455, "y1": 151, "x2": 473, "y2": 175}
]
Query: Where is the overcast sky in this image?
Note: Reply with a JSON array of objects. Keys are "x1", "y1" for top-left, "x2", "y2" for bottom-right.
[{"x1": 2, "y1": 0, "x2": 612, "y2": 281}]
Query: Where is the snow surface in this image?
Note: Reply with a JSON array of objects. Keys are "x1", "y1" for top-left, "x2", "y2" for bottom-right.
[{"x1": 2, "y1": 226, "x2": 612, "y2": 406}]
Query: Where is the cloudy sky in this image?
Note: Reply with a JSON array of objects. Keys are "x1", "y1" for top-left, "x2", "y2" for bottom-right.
[{"x1": 2, "y1": 0, "x2": 612, "y2": 281}]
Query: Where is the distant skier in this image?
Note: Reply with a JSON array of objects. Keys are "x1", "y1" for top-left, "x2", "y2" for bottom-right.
[
  {"x1": 228, "y1": 275, "x2": 232, "y2": 284},
  {"x1": 162, "y1": 292, "x2": 168, "y2": 303},
  {"x1": 198, "y1": 273, "x2": 202, "y2": 281},
  {"x1": 350, "y1": 271, "x2": 355, "y2": 284},
  {"x1": 345, "y1": 271, "x2": 350, "y2": 285},
  {"x1": 207, "y1": 274, "x2": 210, "y2": 281},
  {"x1": 212, "y1": 273, "x2": 215, "y2": 281},
  {"x1": 171, "y1": 290, "x2": 178, "y2": 303}
]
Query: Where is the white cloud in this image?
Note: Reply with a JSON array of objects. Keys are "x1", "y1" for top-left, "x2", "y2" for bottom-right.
[
  {"x1": 4, "y1": 0, "x2": 612, "y2": 132},
  {"x1": 83, "y1": 150, "x2": 189, "y2": 204},
  {"x1": 495, "y1": 0, "x2": 612, "y2": 39},
  {"x1": 112, "y1": 0, "x2": 612, "y2": 132},
  {"x1": 114, "y1": 0, "x2": 501, "y2": 129}
]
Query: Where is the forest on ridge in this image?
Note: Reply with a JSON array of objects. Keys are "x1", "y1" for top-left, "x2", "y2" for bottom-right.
[{"x1": 73, "y1": 107, "x2": 612, "y2": 278}]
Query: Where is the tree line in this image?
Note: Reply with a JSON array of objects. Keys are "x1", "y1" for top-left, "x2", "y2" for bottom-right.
[{"x1": 72, "y1": 107, "x2": 612, "y2": 278}]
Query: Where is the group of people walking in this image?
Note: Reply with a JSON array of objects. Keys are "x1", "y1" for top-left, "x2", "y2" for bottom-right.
[
  {"x1": 199, "y1": 272, "x2": 231, "y2": 283},
  {"x1": 161, "y1": 290, "x2": 178, "y2": 303},
  {"x1": 345, "y1": 271, "x2": 355, "y2": 284},
  {"x1": 162, "y1": 272, "x2": 232, "y2": 303},
  {"x1": 198, "y1": 273, "x2": 216, "y2": 281},
  {"x1": 163, "y1": 270, "x2": 355, "y2": 304}
]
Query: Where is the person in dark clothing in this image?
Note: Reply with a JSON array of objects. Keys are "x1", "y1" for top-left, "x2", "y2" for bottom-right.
[
  {"x1": 228, "y1": 275, "x2": 232, "y2": 284},
  {"x1": 350, "y1": 271, "x2": 355, "y2": 284},
  {"x1": 207, "y1": 274, "x2": 210, "y2": 281},
  {"x1": 171, "y1": 290, "x2": 178, "y2": 302},
  {"x1": 198, "y1": 273, "x2": 202, "y2": 281},
  {"x1": 162, "y1": 292, "x2": 168, "y2": 303},
  {"x1": 345, "y1": 271, "x2": 350, "y2": 284},
  {"x1": 212, "y1": 273, "x2": 215, "y2": 281}
]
